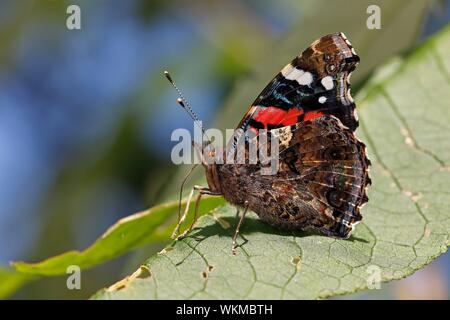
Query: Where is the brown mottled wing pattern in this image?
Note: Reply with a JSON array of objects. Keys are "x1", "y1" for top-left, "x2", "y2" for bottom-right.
[{"x1": 248, "y1": 115, "x2": 371, "y2": 238}]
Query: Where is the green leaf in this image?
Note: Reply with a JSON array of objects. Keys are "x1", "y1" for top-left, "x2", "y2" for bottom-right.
[
  {"x1": 93, "y1": 25, "x2": 450, "y2": 300},
  {"x1": 11, "y1": 197, "x2": 224, "y2": 277},
  {"x1": 0, "y1": 268, "x2": 33, "y2": 299}
]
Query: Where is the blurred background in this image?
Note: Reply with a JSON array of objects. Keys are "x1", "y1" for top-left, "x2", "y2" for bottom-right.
[{"x1": 0, "y1": 0, "x2": 449, "y2": 299}]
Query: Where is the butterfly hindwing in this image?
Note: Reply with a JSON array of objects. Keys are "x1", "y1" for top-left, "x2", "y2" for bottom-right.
[{"x1": 243, "y1": 115, "x2": 370, "y2": 238}]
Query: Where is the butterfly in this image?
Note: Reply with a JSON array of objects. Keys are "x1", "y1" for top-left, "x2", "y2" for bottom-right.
[{"x1": 167, "y1": 32, "x2": 371, "y2": 254}]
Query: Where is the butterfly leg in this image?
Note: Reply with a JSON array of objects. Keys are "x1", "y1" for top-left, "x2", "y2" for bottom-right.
[
  {"x1": 176, "y1": 191, "x2": 203, "y2": 240},
  {"x1": 231, "y1": 201, "x2": 249, "y2": 255},
  {"x1": 171, "y1": 186, "x2": 196, "y2": 239},
  {"x1": 172, "y1": 185, "x2": 220, "y2": 240}
]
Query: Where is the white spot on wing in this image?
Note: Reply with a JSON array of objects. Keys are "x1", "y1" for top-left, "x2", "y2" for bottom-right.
[
  {"x1": 281, "y1": 64, "x2": 294, "y2": 77},
  {"x1": 284, "y1": 67, "x2": 313, "y2": 86},
  {"x1": 321, "y1": 76, "x2": 334, "y2": 90},
  {"x1": 297, "y1": 71, "x2": 313, "y2": 86},
  {"x1": 318, "y1": 96, "x2": 327, "y2": 104}
]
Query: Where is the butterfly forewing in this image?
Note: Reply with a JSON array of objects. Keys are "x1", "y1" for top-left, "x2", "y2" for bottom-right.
[{"x1": 236, "y1": 32, "x2": 360, "y2": 138}]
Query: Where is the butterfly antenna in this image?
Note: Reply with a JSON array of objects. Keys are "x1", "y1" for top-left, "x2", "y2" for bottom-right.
[{"x1": 164, "y1": 70, "x2": 211, "y2": 142}]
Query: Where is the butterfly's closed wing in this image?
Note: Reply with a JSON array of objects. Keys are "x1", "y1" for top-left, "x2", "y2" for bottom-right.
[
  {"x1": 236, "y1": 32, "x2": 360, "y2": 141},
  {"x1": 197, "y1": 33, "x2": 370, "y2": 248},
  {"x1": 219, "y1": 116, "x2": 370, "y2": 238},
  {"x1": 275, "y1": 116, "x2": 370, "y2": 237}
]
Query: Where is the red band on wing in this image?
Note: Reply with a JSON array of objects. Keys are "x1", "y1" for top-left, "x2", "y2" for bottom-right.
[
  {"x1": 246, "y1": 107, "x2": 325, "y2": 136},
  {"x1": 253, "y1": 107, "x2": 304, "y2": 128},
  {"x1": 304, "y1": 111, "x2": 324, "y2": 121}
]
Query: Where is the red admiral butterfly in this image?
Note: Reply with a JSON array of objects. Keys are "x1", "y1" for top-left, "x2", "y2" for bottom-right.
[{"x1": 166, "y1": 32, "x2": 371, "y2": 255}]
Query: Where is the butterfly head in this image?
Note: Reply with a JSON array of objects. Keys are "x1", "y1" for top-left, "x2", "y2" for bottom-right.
[
  {"x1": 190, "y1": 140, "x2": 221, "y2": 193},
  {"x1": 192, "y1": 140, "x2": 215, "y2": 165}
]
